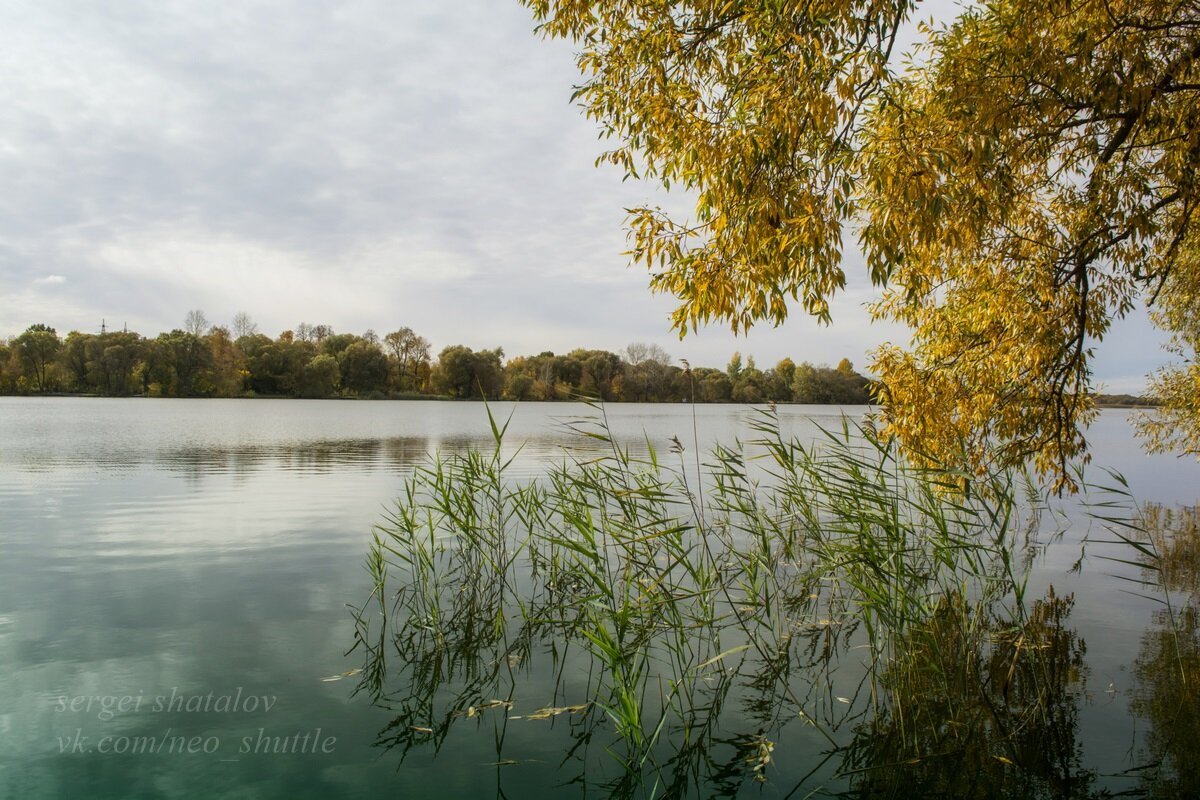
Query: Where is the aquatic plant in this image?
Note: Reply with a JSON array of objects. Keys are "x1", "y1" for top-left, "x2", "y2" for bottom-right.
[{"x1": 350, "y1": 405, "x2": 1111, "y2": 797}]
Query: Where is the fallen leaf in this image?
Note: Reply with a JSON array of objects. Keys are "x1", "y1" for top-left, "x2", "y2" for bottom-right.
[{"x1": 525, "y1": 703, "x2": 590, "y2": 720}]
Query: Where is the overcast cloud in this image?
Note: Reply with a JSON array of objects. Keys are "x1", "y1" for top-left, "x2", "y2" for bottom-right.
[{"x1": 0, "y1": 0, "x2": 1166, "y2": 390}]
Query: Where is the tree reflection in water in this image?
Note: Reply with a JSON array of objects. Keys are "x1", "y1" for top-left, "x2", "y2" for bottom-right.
[
  {"x1": 841, "y1": 589, "x2": 1095, "y2": 799},
  {"x1": 349, "y1": 413, "x2": 1198, "y2": 798},
  {"x1": 1129, "y1": 505, "x2": 1200, "y2": 799}
]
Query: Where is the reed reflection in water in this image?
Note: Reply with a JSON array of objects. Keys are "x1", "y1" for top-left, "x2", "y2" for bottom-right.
[{"x1": 351, "y1": 408, "x2": 1189, "y2": 798}]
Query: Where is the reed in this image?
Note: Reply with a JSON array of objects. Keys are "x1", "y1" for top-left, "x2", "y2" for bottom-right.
[{"x1": 350, "y1": 404, "x2": 1102, "y2": 796}]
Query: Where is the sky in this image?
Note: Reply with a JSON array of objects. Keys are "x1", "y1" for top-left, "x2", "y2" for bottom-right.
[{"x1": 0, "y1": 0, "x2": 1169, "y2": 391}]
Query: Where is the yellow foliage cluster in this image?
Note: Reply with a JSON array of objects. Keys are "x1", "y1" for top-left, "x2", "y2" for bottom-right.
[
  {"x1": 522, "y1": 0, "x2": 1200, "y2": 485},
  {"x1": 1137, "y1": 243, "x2": 1200, "y2": 457}
]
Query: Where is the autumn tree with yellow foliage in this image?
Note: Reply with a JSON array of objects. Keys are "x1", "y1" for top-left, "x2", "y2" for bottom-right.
[
  {"x1": 521, "y1": 0, "x2": 1200, "y2": 487},
  {"x1": 1136, "y1": 241, "x2": 1200, "y2": 457}
]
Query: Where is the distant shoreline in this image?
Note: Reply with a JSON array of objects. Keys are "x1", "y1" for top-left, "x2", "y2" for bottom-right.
[{"x1": 2, "y1": 393, "x2": 1157, "y2": 409}]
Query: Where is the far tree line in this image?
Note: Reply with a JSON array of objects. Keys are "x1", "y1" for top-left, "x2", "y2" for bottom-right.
[{"x1": 0, "y1": 312, "x2": 876, "y2": 404}]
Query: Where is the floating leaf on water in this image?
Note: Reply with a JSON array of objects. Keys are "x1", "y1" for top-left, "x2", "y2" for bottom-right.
[
  {"x1": 695, "y1": 644, "x2": 750, "y2": 671},
  {"x1": 745, "y1": 735, "x2": 775, "y2": 783},
  {"x1": 320, "y1": 668, "x2": 362, "y2": 682},
  {"x1": 454, "y1": 699, "x2": 513, "y2": 719},
  {"x1": 993, "y1": 755, "x2": 1016, "y2": 766},
  {"x1": 484, "y1": 760, "x2": 519, "y2": 766},
  {"x1": 506, "y1": 653, "x2": 523, "y2": 668},
  {"x1": 481, "y1": 699, "x2": 512, "y2": 710},
  {"x1": 836, "y1": 696, "x2": 851, "y2": 704},
  {"x1": 410, "y1": 726, "x2": 433, "y2": 734},
  {"x1": 525, "y1": 703, "x2": 590, "y2": 720}
]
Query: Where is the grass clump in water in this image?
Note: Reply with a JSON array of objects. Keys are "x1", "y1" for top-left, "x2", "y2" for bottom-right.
[{"x1": 351, "y1": 405, "x2": 1101, "y2": 797}]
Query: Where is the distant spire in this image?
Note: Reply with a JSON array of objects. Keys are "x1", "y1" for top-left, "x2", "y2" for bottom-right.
[{"x1": 101, "y1": 319, "x2": 107, "y2": 335}]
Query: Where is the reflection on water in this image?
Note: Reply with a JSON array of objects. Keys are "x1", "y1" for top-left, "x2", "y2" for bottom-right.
[
  {"x1": 158, "y1": 436, "x2": 434, "y2": 475},
  {"x1": 351, "y1": 412, "x2": 1200, "y2": 799},
  {"x1": 360, "y1": 584, "x2": 1107, "y2": 800},
  {"x1": 151, "y1": 434, "x2": 633, "y2": 479},
  {"x1": 3, "y1": 398, "x2": 1200, "y2": 798},
  {"x1": 843, "y1": 589, "x2": 1095, "y2": 799},
  {"x1": 352, "y1": 412, "x2": 1188, "y2": 799},
  {"x1": 1138, "y1": 505, "x2": 1200, "y2": 599},
  {"x1": 1131, "y1": 606, "x2": 1200, "y2": 800},
  {"x1": 0, "y1": 398, "x2": 651, "y2": 479},
  {"x1": 1128, "y1": 506, "x2": 1200, "y2": 799}
]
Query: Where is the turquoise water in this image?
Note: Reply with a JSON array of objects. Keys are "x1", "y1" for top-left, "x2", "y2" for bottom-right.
[{"x1": 1, "y1": 398, "x2": 1197, "y2": 798}]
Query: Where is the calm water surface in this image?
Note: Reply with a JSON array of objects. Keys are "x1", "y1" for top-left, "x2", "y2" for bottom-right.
[{"x1": 1, "y1": 398, "x2": 1197, "y2": 798}]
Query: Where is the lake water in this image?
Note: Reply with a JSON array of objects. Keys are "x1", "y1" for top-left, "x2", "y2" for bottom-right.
[{"x1": 2, "y1": 397, "x2": 1198, "y2": 798}]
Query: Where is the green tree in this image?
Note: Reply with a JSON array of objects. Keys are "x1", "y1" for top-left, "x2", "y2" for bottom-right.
[
  {"x1": 731, "y1": 354, "x2": 765, "y2": 403},
  {"x1": 243, "y1": 335, "x2": 311, "y2": 396},
  {"x1": 791, "y1": 360, "x2": 872, "y2": 404},
  {"x1": 97, "y1": 331, "x2": 143, "y2": 395},
  {"x1": 725, "y1": 352, "x2": 742, "y2": 382},
  {"x1": 319, "y1": 333, "x2": 359, "y2": 359},
  {"x1": 571, "y1": 349, "x2": 623, "y2": 400},
  {"x1": 433, "y1": 345, "x2": 505, "y2": 399},
  {"x1": 61, "y1": 331, "x2": 97, "y2": 392},
  {"x1": 299, "y1": 354, "x2": 340, "y2": 398},
  {"x1": 695, "y1": 368, "x2": 731, "y2": 403},
  {"x1": 13, "y1": 324, "x2": 61, "y2": 392},
  {"x1": 499, "y1": 351, "x2": 577, "y2": 400},
  {"x1": 205, "y1": 327, "x2": 245, "y2": 397},
  {"x1": 339, "y1": 340, "x2": 390, "y2": 395},
  {"x1": 503, "y1": 369, "x2": 535, "y2": 401},
  {"x1": 0, "y1": 341, "x2": 17, "y2": 393},
  {"x1": 792, "y1": 363, "x2": 821, "y2": 404},
  {"x1": 522, "y1": 0, "x2": 1200, "y2": 484},
  {"x1": 154, "y1": 330, "x2": 211, "y2": 396},
  {"x1": 731, "y1": 378, "x2": 762, "y2": 404},
  {"x1": 139, "y1": 337, "x2": 172, "y2": 396},
  {"x1": 765, "y1": 358, "x2": 796, "y2": 402},
  {"x1": 623, "y1": 358, "x2": 676, "y2": 402},
  {"x1": 383, "y1": 327, "x2": 432, "y2": 392}
]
